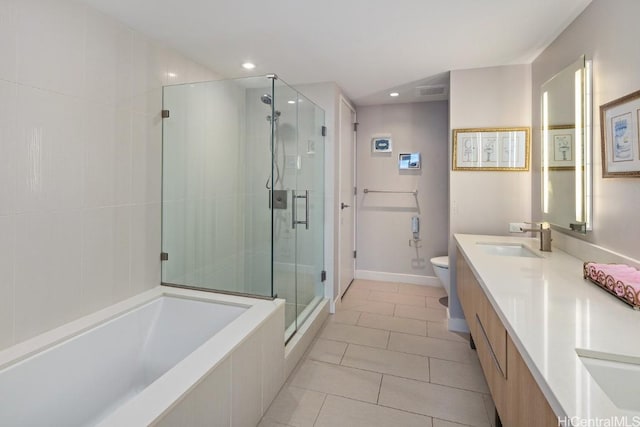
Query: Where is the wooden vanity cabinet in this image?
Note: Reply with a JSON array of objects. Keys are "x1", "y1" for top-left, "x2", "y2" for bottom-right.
[{"x1": 456, "y1": 249, "x2": 557, "y2": 427}]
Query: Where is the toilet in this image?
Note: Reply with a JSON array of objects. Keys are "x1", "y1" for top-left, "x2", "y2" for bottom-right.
[{"x1": 430, "y1": 256, "x2": 450, "y2": 296}]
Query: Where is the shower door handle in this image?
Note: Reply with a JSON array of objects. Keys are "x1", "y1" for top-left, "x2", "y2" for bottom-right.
[
  {"x1": 291, "y1": 190, "x2": 310, "y2": 230},
  {"x1": 304, "y1": 190, "x2": 309, "y2": 230},
  {"x1": 291, "y1": 190, "x2": 296, "y2": 229}
]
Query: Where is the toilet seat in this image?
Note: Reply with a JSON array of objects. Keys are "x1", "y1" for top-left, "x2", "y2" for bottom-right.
[{"x1": 430, "y1": 256, "x2": 449, "y2": 269}]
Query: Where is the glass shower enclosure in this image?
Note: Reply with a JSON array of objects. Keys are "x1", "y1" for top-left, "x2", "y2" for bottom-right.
[{"x1": 161, "y1": 75, "x2": 325, "y2": 341}]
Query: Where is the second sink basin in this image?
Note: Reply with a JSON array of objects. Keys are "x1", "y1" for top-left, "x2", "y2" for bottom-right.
[
  {"x1": 577, "y1": 349, "x2": 640, "y2": 411},
  {"x1": 476, "y1": 242, "x2": 541, "y2": 258}
]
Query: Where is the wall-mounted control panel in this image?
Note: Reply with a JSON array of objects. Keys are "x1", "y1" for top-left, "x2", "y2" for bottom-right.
[
  {"x1": 398, "y1": 152, "x2": 421, "y2": 169},
  {"x1": 372, "y1": 137, "x2": 392, "y2": 153}
]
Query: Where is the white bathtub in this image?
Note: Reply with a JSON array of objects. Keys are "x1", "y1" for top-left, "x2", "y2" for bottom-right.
[{"x1": 0, "y1": 287, "x2": 285, "y2": 427}]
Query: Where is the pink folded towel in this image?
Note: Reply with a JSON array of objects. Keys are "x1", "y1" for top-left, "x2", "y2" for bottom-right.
[{"x1": 583, "y1": 262, "x2": 640, "y2": 309}]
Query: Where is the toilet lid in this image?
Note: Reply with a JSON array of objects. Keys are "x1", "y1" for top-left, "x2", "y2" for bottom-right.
[{"x1": 430, "y1": 256, "x2": 449, "y2": 269}]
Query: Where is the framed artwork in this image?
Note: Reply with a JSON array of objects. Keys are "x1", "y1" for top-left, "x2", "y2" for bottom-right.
[
  {"x1": 452, "y1": 127, "x2": 530, "y2": 171},
  {"x1": 600, "y1": 89, "x2": 640, "y2": 177},
  {"x1": 547, "y1": 125, "x2": 575, "y2": 170}
]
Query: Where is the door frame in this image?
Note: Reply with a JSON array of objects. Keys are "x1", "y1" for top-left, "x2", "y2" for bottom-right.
[{"x1": 337, "y1": 95, "x2": 357, "y2": 304}]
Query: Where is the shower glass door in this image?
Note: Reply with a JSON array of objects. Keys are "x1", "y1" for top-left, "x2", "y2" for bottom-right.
[
  {"x1": 161, "y1": 75, "x2": 325, "y2": 341},
  {"x1": 271, "y1": 80, "x2": 325, "y2": 341},
  {"x1": 294, "y1": 92, "x2": 325, "y2": 331},
  {"x1": 161, "y1": 77, "x2": 274, "y2": 298}
]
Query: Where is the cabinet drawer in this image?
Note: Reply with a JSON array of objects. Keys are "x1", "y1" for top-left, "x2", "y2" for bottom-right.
[
  {"x1": 474, "y1": 312, "x2": 508, "y2": 422},
  {"x1": 476, "y1": 289, "x2": 507, "y2": 377}
]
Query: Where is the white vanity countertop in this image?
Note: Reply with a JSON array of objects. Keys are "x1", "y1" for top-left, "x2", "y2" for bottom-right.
[{"x1": 455, "y1": 233, "x2": 640, "y2": 422}]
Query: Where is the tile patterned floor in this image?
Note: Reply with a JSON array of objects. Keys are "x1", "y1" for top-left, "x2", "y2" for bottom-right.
[{"x1": 259, "y1": 280, "x2": 497, "y2": 427}]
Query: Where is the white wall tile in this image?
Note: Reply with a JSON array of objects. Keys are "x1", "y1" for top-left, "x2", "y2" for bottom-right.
[
  {"x1": 0, "y1": 79, "x2": 17, "y2": 216},
  {"x1": 131, "y1": 34, "x2": 166, "y2": 114},
  {"x1": 15, "y1": 0, "x2": 86, "y2": 96},
  {"x1": 15, "y1": 86, "x2": 84, "y2": 213},
  {"x1": 0, "y1": 215, "x2": 15, "y2": 348},
  {"x1": 0, "y1": 0, "x2": 16, "y2": 82},
  {"x1": 83, "y1": 105, "x2": 132, "y2": 208},
  {"x1": 131, "y1": 112, "x2": 162, "y2": 205},
  {"x1": 0, "y1": 0, "x2": 218, "y2": 351},
  {"x1": 14, "y1": 211, "x2": 83, "y2": 342},
  {"x1": 81, "y1": 206, "x2": 131, "y2": 313},
  {"x1": 130, "y1": 203, "x2": 161, "y2": 294},
  {"x1": 84, "y1": 8, "x2": 123, "y2": 107}
]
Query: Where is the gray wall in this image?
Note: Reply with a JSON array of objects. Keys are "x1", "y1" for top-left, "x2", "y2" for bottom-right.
[
  {"x1": 356, "y1": 101, "x2": 449, "y2": 279},
  {"x1": 532, "y1": 0, "x2": 640, "y2": 262},
  {"x1": 449, "y1": 64, "x2": 532, "y2": 329}
]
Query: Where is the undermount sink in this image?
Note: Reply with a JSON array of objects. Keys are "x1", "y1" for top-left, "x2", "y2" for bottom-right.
[
  {"x1": 476, "y1": 242, "x2": 541, "y2": 258},
  {"x1": 577, "y1": 349, "x2": 640, "y2": 410}
]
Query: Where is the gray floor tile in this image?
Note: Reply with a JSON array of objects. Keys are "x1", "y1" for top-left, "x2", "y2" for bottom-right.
[
  {"x1": 369, "y1": 290, "x2": 425, "y2": 307},
  {"x1": 315, "y1": 395, "x2": 432, "y2": 427},
  {"x1": 358, "y1": 312, "x2": 427, "y2": 336},
  {"x1": 397, "y1": 283, "x2": 447, "y2": 297},
  {"x1": 379, "y1": 375, "x2": 490, "y2": 427},
  {"x1": 341, "y1": 343, "x2": 429, "y2": 381},
  {"x1": 320, "y1": 322, "x2": 389, "y2": 348},
  {"x1": 395, "y1": 304, "x2": 447, "y2": 322},
  {"x1": 262, "y1": 385, "x2": 326, "y2": 427},
  {"x1": 290, "y1": 360, "x2": 382, "y2": 403},
  {"x1": 429, "y1": 358, "x2": 490, "y2": 393},
  {"x1": 349, "y1": 280, "x2": 399, "y2": 293},
  {"x1": 427, "y1": 321, "x2": 469, "y2": 343},
  {"x1": 340, "y1": 298, "x2": 396, "y2": 316},
  {"x1": 308, "y1": 338, "x2": 348, "y2": 364},
  {"x1": 388, "y1": 332, "x2": 474, "y2": 364},
  {"x1": 327, "y1": 309, "x2": 361, "y2": 325}
]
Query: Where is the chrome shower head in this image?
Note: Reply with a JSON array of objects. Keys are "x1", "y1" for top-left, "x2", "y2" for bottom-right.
[{"x1": 260, "y1": 94, "x2": 272, "y2": 105}]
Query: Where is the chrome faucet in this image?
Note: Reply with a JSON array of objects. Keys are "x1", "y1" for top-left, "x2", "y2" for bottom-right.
[{"x1": 520, "y1": 222, "x2": 552, "y2": 252}]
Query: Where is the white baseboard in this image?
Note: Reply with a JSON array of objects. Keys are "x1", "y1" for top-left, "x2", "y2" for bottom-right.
[
  {"x1": 355, "y1": 270, "x2": 441, "y2": 287},
  {"x1": 448, "y1": 316, "x2": 470, "y2": 333}
]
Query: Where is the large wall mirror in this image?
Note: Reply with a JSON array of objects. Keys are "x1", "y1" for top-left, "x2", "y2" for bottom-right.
[{"x1": 541, "y1": 55, "x2": 592, "y2": 233}]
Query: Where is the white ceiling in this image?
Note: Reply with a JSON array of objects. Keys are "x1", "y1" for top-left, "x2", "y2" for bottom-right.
[{"x1": 79, "y1": 0, "x2": 592, "y2": 105}]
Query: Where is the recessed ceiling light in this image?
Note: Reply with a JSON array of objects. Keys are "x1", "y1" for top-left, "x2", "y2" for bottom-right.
[
  {"x1": 288, "y1": 100, "x2": 296, "y2": 104},
  {"x1": 389, "y1": 92, "x2": 399, "y2": 97},
  {"x1": 242, "y1": 62, "x2": 256, "y2": 70},
  {"x1": 167, "y1": 72, "x2": 177, "y2": 78}
]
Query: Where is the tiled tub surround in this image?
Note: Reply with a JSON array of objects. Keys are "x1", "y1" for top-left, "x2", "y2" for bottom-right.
[
  {"x1": 0, "y1": 287, "x2": 285, "y2": 426},
  {"x1": 261, "y1": 280, "x2": 497, "y2": 427},
  {"x1": 0, "y1": 0, "x2": 218, "y2": 350},
  {"x1": 455, "y1": 234, "x2": 640, "y2": 422}
]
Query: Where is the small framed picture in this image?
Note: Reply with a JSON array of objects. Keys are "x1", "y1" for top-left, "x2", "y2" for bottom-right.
[
  {"x1": 371, "y1": 137, "x2": 392, "y2": 153},
  {"x1": 398, "y1": 153, "x2": 421, "y2": 169},
  {"x1": 452, "y1": 127, "x2": 530, "y2": 171},
  {"x1": 600, "y1": 89, "x2": 640, "y2": 177}
]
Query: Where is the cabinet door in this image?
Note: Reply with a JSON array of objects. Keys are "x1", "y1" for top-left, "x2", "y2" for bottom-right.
[
  {"x1": 505, "y1": 335, "x2": 557, "y2": 426},
  {"x1": 474, "y1": 311, "x2": 509, "y2": 424}
]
